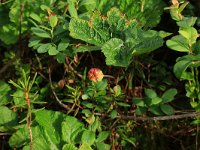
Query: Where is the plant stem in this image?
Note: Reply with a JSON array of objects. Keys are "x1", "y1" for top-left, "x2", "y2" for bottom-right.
[{"x1": 24, "y1": 90, "x2": 33, "y2": 150}]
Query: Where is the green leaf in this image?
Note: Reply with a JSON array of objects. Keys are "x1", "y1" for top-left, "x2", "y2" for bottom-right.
[
  {"x1": 34, "y1": 109, "x2": 65, "y2": 146},
  {"x1": 95, "y1": 80, "x2": 107, "y2": 91},
  {"x1": 149, "y1": 106, "x2": 164, "y2": 116},
  {"x1": 79, "y1": 143, "x2": 92, "y2": 150},
  {"x1": 28, "y1": 38, "x2": 41, "y2": 48},
  {"x1": 191, "y1": 119, "x2": 200, "y2": 125},
  {"x1": 73, "y1": 46, "x2": 100, "y2": 53},
  {"x1": 117, "y1": 102, "x2": 130, "y2": 107},
  {"x1": 110, "y1": 110, "x2": 117, "y2": 119},
  {"x1": 37, "y1": 43, "x2": 52, "y2": 53},
  {"x1": 96, "y1": 142, "x2": 111, "y2": 150},
  {"x1": 82, "y1": 94, "x2": 89, "y2": 100},
  {"x1": 81, "y1": 102, "x2": 93, "y2": 108},
  {"x1": 132, "y1": 98, "x2": 145, "y2": 107},
  {"x1": 0, "y1": 106, "x2": 18, "y2": 132},
  {"x1": 0, "y1": 24, "x2": 18, "y2": 45},
  {"x1": 177, "y1": 17, "x2": 197, "y2": 28},
  {"x1": 13, "y1": 90, "x2": 26, "y2": 107},
  {"x1": 158, "y1": 31, "x2": 172, "y2": 38},
  {"x1": 62, "y1": 144, "x2": 78, "y2": 150},
  {"x1": 9, "y1": 125, "x2": 60, "y2": 150},
  {"x1": 30, "y1": 13, "x2": 42, "y2": 23},
  {"x1": 166, "y1": 35, "x2": 189, "y2": 52},
  {"x1": 144, "y1": 89, "x2": 157, "y2": 99},
  {"x1": 48, "y1": 46, "x2": 58, "y2": 55},
  {"x1": 49, "y1": 16, "x2": 58, "y2": 28},
  {"x1": 31, "y1": 27, "x2": 51, "y2": 38},
  {"x1": 96, "y1": 131, "x2": 110, "y2": 143},
  {"x1": 62, "y1": 116, "x2": 84, "y2": 144},
  {"x1": 81, "y1": 130, "x2": 95, "y2": 146},
  {"x1": 113, "y1": 85, "x2": 121, "y2": 97},
  {"x1": 179, "y1": 27, "x2": 198, "y2": 45},
  {"x1": 107, "y1": 7, "x2": 126, "y2": 31},
  {"x1": 162, "y1": 88, "x2": 177, "y2": 103},
  {"x1": 9, "y1": 125, "x2": 29, "y2": 148},
  {"x1": 135, "y1": 107, "x2": 147, "y2": 115},
  {"x1": 0, "y1": 81, "x2": 11, "y2": 106},
  {"x1": 192, "y1": 41, "x2": 200, "y2": 55},
  {"x1": 160, "y1": 104, "x2": 174, "y2": 115},
  {"x1": 79, "y1": 0, "x2": 96, "y2": 12},
  {"x1": 178, "y1": 1, "x2": 189, "y2": 14},
  {"x1": 57, "y1": 42, "x2": 69, "y2": 51},
  {"x1": 68, "y1": 1, "x2": 78, "y2": 18},
  {"x1": 82, "y1": 109, "x2": 92, "y2": 117},
  {"x1": 69, "y1": 18, "x2": 109, "y2": 46},
  {"x1": 56, "y1": 52, "x2": 66, "y2": 63},
  {"x1": 151, "y1": 97, "x2": 162, "y2": 105},
  {"x1": 102, "y1": 38, "x2": 132, "y2": 67},
  {"x1": 173, "y1": 59, "x2": 192, "y2": 79},
  {"x1": 133, "y1": 36, "x2": 163, "y2": 55}
]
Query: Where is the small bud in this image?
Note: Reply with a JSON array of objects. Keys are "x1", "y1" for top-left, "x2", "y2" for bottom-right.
[{"x1": 88, "y1": 68, "x2": 104, "y2": 82}]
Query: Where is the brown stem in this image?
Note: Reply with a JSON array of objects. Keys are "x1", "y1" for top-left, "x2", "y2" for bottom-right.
[
  {"x1": 24, "y1": 90, "x2": 32, "y2": 150},
  {"x1": 65, "y1": 57, "x2": 83, "y2": 78},
  {"x1": 19, "y1": 0, "x2": 26, "y2": 57},
  {"x1": 48, "y1": 67, "x2": 70, "y2": 110},
  {"x1": 94, "y1": 111, "x2": 200, "y2": 121}
]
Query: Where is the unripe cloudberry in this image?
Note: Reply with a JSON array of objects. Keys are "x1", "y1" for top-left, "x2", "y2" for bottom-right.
[{"x1": 88, "y1": 68, "x2": 104, "y2": 82}]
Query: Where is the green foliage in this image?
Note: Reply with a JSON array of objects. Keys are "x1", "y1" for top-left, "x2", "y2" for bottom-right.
[
  {"x1": 29, "y1": 14, "x2": 71, "y2": 63},
  {"x1": 0, "y1": 0, "x2": 55, "y2": 45},
  {"x1": 69, "y1": 8, "x2": 164, "y2": 67},
  {"x1": 1, "y1": 0, "x2": 200, "y2": 149},
  {"x1": 0, "y1": 106, "x2": 18, "y2": 132},
  {"x1": 8, "y1": 109, "x2": 109, "y2": 150},
  {"x1": 133, "y1": 88, "x2": 177, "y2": 116},
  {"x1": 166, "y1": 1, "x2": 200, "y2": 113},
  {"x1": 0, "y1": 81, "x2": 11, "y2": 106},
  {"x1": 96, "y1": 0, "x2": 165, "y2": 28}
]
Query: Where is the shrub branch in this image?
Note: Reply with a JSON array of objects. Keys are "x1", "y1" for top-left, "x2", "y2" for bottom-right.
[{"x1": 94, "y1": 111, "x2": 200, "y2": 121}]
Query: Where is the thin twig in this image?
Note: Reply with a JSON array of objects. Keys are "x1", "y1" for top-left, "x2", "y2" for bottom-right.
[
  {"x1": 65, "y1": 57, "x2": 83, "y2": 78},
  {"x1": 0, "y1": 133, "x2": 11, "y2": 136},
  {"x1": 94, "y1": 111, "x2": 200, "y2": 121},
  {"x1": 48, "y1": 67, "x2": 70, "y2": 110}
]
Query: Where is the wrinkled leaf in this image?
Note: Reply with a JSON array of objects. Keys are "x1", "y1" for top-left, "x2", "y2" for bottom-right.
[
  {"x1": 35, "y1": 109, "x2": 65, "y2": 146},
  {"x1": 102, "y1": 38, "x2": 132, "y2": 67},
  {"x1": 62, "y1": 116, "x2": 84, "y2": 144}
]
